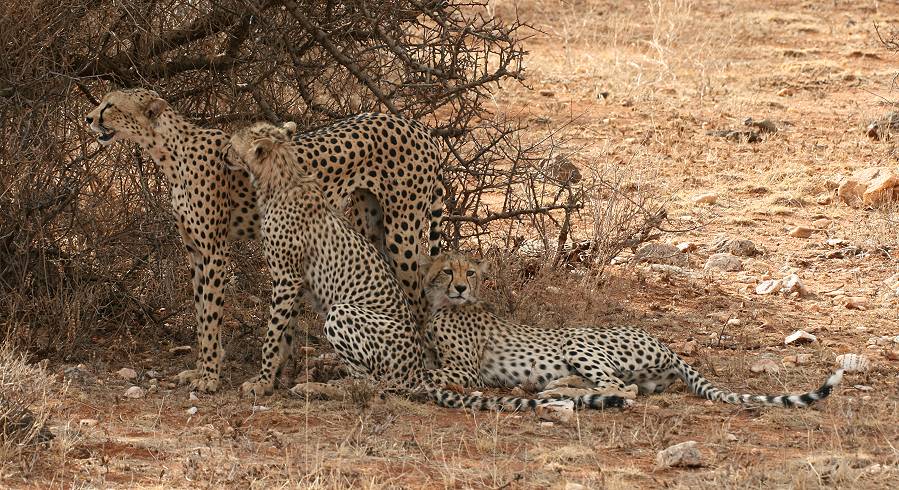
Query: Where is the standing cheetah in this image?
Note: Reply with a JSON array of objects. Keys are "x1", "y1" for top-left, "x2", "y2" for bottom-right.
[
  {"x1": 84, "y1": 89, "x2": 442, "y2": 392},
  {"x1": 423, "y1": 252, "x2": 843, "y2": 408},
  {"x1": 228, "y1": 121, "x2": 626, "y2": 412}
]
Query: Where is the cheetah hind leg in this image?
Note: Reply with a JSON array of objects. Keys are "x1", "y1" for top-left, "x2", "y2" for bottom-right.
[{"x1": 563, "y1": 350, "x2": 640, "y2": 399}]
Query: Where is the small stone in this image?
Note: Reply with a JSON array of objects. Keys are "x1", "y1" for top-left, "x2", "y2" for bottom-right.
[
  {"x1": 750, "y1": 358, "x2": 780, "y2": 374},
  {"x1": 716, "y1": 238, "x2": 761, "y2": 257},
  {"x1": 884, "y1": 349, "x2": 899, "y2": 361},
  {"x1": 168, "y1": 345, "x2": 192, "y2": 354},
  {"x1": 844, "y1": 297, "x2": 869, "y2": 310},
  {"x1": 676, "y1": 242, "x2": 697, "y2": 253},
  {"x1": 536, "y1": 400, "x2": 575, "y2": 424},
  {"x1": 795, "y1": 353, "x2": 813, "y2": 365},
  {"x1": 116, "y1": 368, "x2": 137, "y2": 380},
  {"x1": 189, "y1": 392, "x2": 199, "y2": 401},
  {"x1": 539, "y1": 89, "x2": 555, "y2": 97},
  {"x1": 145, "y1": 370, "x2": 161, "y2": 379},
  {"x1": 836, "y1": 353, "x2": 870, "y2": 373},
  {"x1": 785, "y1": 330, "x2": 817, "y2": 345},
  {"x1": 545, "y1": 286, "x2": 562, "y2": 295},
  {"x1": 704, "y1": 253, "x2": 742, "y2": 272},
  {"x1": 539, "y1": 421, "x2": 555, "y2": 427},
  {"x1": 756, "y1": 279, "x2": 782, "y2": 295},
  {"x1": 186, "y1": 406, "x2": 198, "y2": 416},
  {"x1": 123, "y1": 386, "x2": 145, "y2": 399},
  {"x1": 564, "y1": 484, "x2": 587, "y2": 490},
  {"x1": 692, "y1": 193, "x2": 718, "y2": 205},
  {"x1": 853, "y1": 384, "x2": 874, "y2": 392},
  {"x1": 777, "y1": 87, "x2": 795, "y2": 97},
  {"x1": 725, "y1": 433, "x2": 738, "y2": 442},
  {"x1": 781, "y1": 274, "x2": 807, "y2": 296},
  {"x1": 79, "y1": 418, "x2": 99, "y2": 427},
  {"x1": 788, "y1": 226, "x2": 814, "y2": 238},
  {"x1": 656, "y1": 441, "x2": 704, "y2": 468}
]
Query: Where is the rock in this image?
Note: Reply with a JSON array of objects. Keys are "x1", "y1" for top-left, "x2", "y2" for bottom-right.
[
  {"x1": 812, "y1": 218, "x2": 831, "y2": 229},
  {"x1": 750, "y1": 358, "x2": 780, "y2": 374},
  {"x1": 836, "y1": 353, "x2": 870, "y2": 373},
  {"x1": 536, "y1": 400, "x2": 575, "y2": 424},
  {"x1": 123, "y1": 386, "x2": 145, "y2": 399},
  {"x1": 714, "y1": 238, "x2": 761, "y2": 257},
  {"x1": 189, "y1": 392, "x2": 199, "y2": 401},
  {"x1": 744, "y1": 118, "x2": 777, "y2": 134},
  {"x1": 885, "y1": 349, "x2": 899, "y2": 361},
  {"x1": 168, "y1": 345, "x2": 192, "y2": 354},
  {"x1": 539, "y1": 89, "x2": 555, "y2": 97},
  {"x1": 704, "y1": 253, "x2": 742, "y2": 272},
  {"x1": 781, "y1": 274, "x2": 807, "y2": 296},
  {"x1": 844, "y1": 297, "x2": 868, "y2": 310},
  {"x1": 865, "y1": 112, "x2": 899, "y2": 140},
  {"x1": 725, "y1": 432, "x2": 738, "y2": 442},
  {"x1": 564, "y1": 483, "x2": 587, "y2": 490},
  {"x1": 837, "y1": 167, "x2": 899, "y2": 208},
  {"x1": 756, "y1": 279, "x2": 782, "y2": 295},
  {"x1": 656, "y1": 441, "x2": 704, "y2": 468},
  {"x1": 676, "y1": 242, "x2": 697, "y2": 253},
  {"x1": 79, "y1": 418, "x2": 99, "y2": 427},
  {"x1": 145, "y1": 370, "x2": 161, "y2": 379},
  {"x1": 777, "y1": 87, "x2": 795, "y2": 97},
  {"x1": 853, "y1": 384, "x2": 874, "y2": 392},
  {"x1": 186, "y1": 406, "x2": 198, "y2": 416},
  {"x1": 692, "y1": 193, "x2": 718, "y2": 205},
  {"x1": 635, "y1": 243, "x2": 688, "y2": 266},
  {"x1": 785, "y1": 330, "x2": 817, "y2": 345},
  {"x1": 116, "y1": 368, "x2": 137, "y2": 380},
  {"x1": 673, "y1": 340, "x2": 699, "y2": 355},
  {"x1": 788, "y1": 226, "x2": 814, "y2": 238}
]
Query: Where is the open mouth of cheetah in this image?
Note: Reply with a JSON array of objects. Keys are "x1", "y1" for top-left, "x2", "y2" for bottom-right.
[{"x1": 96, "y1": 129, "x2": 116, "y2": 143}]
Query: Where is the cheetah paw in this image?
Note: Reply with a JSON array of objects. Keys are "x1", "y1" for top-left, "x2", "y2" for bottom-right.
[
  {"x1": 241, "y1": 376, "x2": 274, "y2": 397},
  {"x1": 176, "y1": 369, "x2": 221, "y2": 393}
]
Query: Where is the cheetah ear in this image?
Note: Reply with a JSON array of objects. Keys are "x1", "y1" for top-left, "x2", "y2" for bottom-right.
[
  {"x1": 145, "y1": 98, "x2": 168, "y2": 121},
  {"x1": 473, "y1": 257, "x2": 489, "y2": 274},
  {"x1": 281, "y1": 121, "x2": 297, "y2": 138},
  {"x1": 251, "y1": 138, "x2": 276, "y2": 161}
]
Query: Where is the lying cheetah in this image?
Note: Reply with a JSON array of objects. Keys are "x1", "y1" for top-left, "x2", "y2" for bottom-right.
[
  {"x1": 227, "y1": 122, "x2": 625, "y2": 412},
  {"x1": 423, "y1": 252, "x2": 843, "y2": 408},
  {"x1": 85, "y1": 89, "x2": 442, "y2": 392}
]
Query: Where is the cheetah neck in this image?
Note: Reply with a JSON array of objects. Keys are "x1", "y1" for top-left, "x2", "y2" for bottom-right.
[{"x1": 145, "y1": 110, "x2": 207, "y2": 179}]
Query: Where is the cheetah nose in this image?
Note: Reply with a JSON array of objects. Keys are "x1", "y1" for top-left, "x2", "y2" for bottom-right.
[
  {"x1": 454, "y1": 284, "x2": 467, "y2": 293},
  {"x1": 85, "y1": 116, "x2": 93, "y2": 124}
]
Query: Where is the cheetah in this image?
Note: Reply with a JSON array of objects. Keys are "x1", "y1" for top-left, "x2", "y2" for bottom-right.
[
  {"x1": 227, "y1": 122, "x2": 626, "y2": 412},
  {"x1": 84, "y1": 89, "x2": 443, "y2": 392},
  {"x1": 423, "y1": 252, "x2": 843, "y2": 408}
]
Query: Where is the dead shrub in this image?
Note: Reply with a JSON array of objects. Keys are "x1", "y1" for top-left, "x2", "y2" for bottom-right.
[{"x1": 0, "y1": 342, "x2": 56, "y2": 478}]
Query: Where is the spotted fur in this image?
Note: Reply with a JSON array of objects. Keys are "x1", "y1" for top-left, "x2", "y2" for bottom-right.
[
  {"x1": 230, "y1": 124, "x2": 625, "y2": 412},
  {"x1": 424, "y1": 252, "x2": 843, "y2": 408},
  {"x1": 84, "y1": 89, "x2": 442, "y2": 392}
]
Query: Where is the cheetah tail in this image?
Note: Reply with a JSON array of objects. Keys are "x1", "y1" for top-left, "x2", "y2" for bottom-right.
[
  {"x1": 676, "y1": 357, "x2": 843, "y2": 408},
  {"x1": 421, "y1": 379, "x2": 627, "y2": 412},
  {"x1": 427, "y1": 180, "x2": 444, "y2": 257}
]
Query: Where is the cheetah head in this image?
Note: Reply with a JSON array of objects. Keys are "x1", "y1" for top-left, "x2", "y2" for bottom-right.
[
  {"x1": 424, "y1": 252, "x2": 489, "y2": 311},
  {"x1": 227, "y1": 121, "x2": 298, "y2": 182},
  {"x1": 84, "y1": 88, "x2": 170, "y2": 147}
]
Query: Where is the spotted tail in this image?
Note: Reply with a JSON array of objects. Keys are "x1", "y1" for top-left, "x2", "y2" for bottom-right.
[
  {"x1": 427, "y1": 178, "x2": 444, "y2": 258},
  {"x1": 419, "y1": 376, "x2": 627, "y2": 411},
  {"x1": 675, "y1": 357, "x2": 842, "y2": 408}
]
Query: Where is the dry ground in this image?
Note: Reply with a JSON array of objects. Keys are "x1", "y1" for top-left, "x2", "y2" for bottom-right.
[{"x1": 6, "y1": 1, "x2": 899, "y2": 488}]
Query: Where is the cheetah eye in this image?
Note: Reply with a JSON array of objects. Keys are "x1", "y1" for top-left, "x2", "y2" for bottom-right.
[
  {"x1": 442, "y1": 269, "x2": 452, "y2": 275},
  {"x1": 465, "y1": 270, "x2": 476, "y2": 277}
]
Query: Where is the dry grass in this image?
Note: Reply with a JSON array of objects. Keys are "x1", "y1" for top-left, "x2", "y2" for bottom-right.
[{"x1": 7, "y1": 0, "x2": 899, "y2": 488}]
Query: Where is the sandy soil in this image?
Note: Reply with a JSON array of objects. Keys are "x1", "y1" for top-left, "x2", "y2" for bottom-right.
[{"x1": 8, "y1": 1, "x2": 899, "y2": 488}]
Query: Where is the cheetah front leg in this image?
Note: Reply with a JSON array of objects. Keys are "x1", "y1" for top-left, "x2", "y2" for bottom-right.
[
  {"x1": 241, "y1": 280, "x2": 301, "y2": 396},
  {"x1": 176, "y1": 251, "x2": 229, "y2": 393}
]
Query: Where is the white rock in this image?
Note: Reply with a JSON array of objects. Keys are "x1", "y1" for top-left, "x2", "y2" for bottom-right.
[
  {"x1": 836, "y1": 353, "x2": 870, "y2": 373},
  {"x1": 781, "y1": 274, "x2": 807, "y2": 296},
  {"x1": 189, "y1": 392, "x2": 199, "y2": 401},
  {"x1": 79, "y1": 418, "x2": 99, "y2": 427},
  {"x1": 186, "y1": 406, "x2": 198, "y2": 416},
  {"x1": 704, "y1": 253, "x2": 743, "y2": 272},
  {"x1": 145, "y1": 370, "x2": 161, "y2": 379},
  {"x1": 750, "y1": 358, "x2": 780, "y2": 374},
  {"x1": 168, "y1": 345, "x2": 192, "y2": 354},
  {"x1": 539, "y1": 421, "x2": 555, "y2": 428},
  {"x1": 635, "y1": 243, "x2": 688, "y2": 266},
  {"x1": 545, "y1": 286, "x2": 562, "y2": 294},
  {"x1": 692, "y1": 193, "x2": 718, "y2": 205},
  {"x1": 788, "y1": 226, "x2": 814, "y2": 238},
  {"x1": 536, "y1": 400, "x2": 575, "y2": 424},
  {"x1": 756, "y1": 279, "x2": 782, "y2": 295},
  {"x1": 676, "y1": 242, "x2": 697, "y2": 253},
  {"x1": 564, "y1": 483, "x2": 587, "y2": 490},
  {"x1": 785, "y1": 330, "x2": 817, "y2": 345},
  {"x1": 853, "y1": 384, "x2": 874, "y2": 392},
  {"x1": 844, "y1": 297, "x2": 869, "y2": 310},
  {"x1": 725, "y1": 433, "x2": 738, "y2": 442},
  {"x1": 123, "y1": 386, "x2": 145, "y2": 399},
  {"x1": 116, "y1": 368, "x2": 137, "y2": 380},
  {"x1": 656, "y1": 440, "x2": 704, "y2": 468}
]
